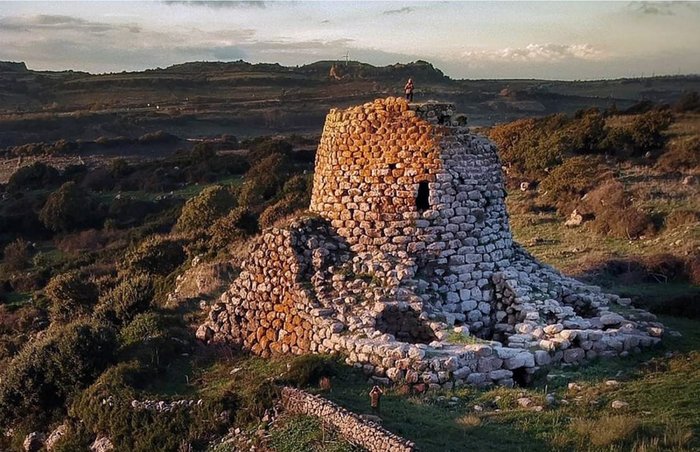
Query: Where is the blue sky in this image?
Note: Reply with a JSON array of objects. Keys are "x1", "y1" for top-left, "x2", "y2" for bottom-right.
[{"x1": 1, "y1": 1, "x2": 699, "y2": 79}]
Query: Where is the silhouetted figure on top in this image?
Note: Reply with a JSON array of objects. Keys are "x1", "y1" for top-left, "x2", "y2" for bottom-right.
[{"x1": 404, "y1": 78, "x2": 414, "y2": 102}]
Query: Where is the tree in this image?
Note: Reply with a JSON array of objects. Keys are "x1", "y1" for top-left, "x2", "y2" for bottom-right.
[
  {"x1": 39, "y1": 182, "x2": 96, "y2": 232},
  {"x1": 45, "y1": 271, "x2": 99, "y2": 322},
  {"x1": 175, "y1": 185, "x2": 236, "y2": 232}
]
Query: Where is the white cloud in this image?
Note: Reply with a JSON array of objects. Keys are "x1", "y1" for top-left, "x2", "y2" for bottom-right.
[{"x1": 461, "y1": 43, "x2": 605, "y2": 63}]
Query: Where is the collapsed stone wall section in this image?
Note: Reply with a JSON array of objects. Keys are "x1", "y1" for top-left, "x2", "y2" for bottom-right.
[{"x1": 280, "y1": 387, "x2": 415, "y2": 452}]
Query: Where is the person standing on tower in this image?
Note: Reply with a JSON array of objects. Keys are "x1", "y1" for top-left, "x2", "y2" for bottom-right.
[{"x1": 404, "y1": 78, "x2": 414, "y2": 102}]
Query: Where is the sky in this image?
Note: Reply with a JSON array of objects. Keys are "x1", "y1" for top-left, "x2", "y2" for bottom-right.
[{"x1": 0, "y1": 1, "x2": 699, "y2": 80}]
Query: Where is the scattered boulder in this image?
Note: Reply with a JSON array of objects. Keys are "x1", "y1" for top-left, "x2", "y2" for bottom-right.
[
  {"x1": 45, "y1": 423, "x2": 68, "y2": 451},
  {"x1": 23, "y1": 432, "x2": 45, "y2": 452},
  {"x1": 611, "y1": 400, "x2": 629, "y2": 409},
  {"x1": 91, "y1": 435, "x2": 114, "y2": 452},
  {"x1": 564, "y1": 209, "x2": 584, "y2": 227}
]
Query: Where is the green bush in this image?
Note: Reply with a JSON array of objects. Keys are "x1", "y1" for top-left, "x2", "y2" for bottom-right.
[
  {"x1": 259, "y1": 193, "x2": 307, "y2": 229},
  {"x1": 208, "y1": 207, "x2": 258, "y2": 249},
  {"x1": 71, "y1": 361, "x2": 234, "y2": 452},
  {"x1": 175, "y1": 185, "x2": 236, "y2": 232},
  {"x1": 96, "y1": 274, "x2": 154, "y2": 324},
  {"x1": 119, "y1": 312, "x2": 166, "y2": 347},
  {"x1": 122, "y1": 235, "x2": 186, "y2": 276},
  {"x1": 239, "y1": 154, "x2": 291, "y2": 206},
  {"x1": 45, "y1": 270, "x2": 99, "y2": 322},
  {"x1": 489, "y1": 116, "x2": 568, "y2": 179},
  {"x1": 39, "y1": 181, "x2": 97, "y2": 232},
  {"x1": 656, "y1": 136, "x2": 700, "y2": 172},
  {"x1": 7, "y1": 162, "x2": 61, "y2": 192},
  {"x1": 585, "y1": 180, "x2": 655, "y2": 239},
  {"x1": 0, "y1": 321, "x2": 117, "y2": 430},
  {"x1": 191, "y1": 142, "x2": 216, "y2": 163},
  {"x1": 247, "y1": 138, "x2": 293, "y2": 165},
  {"x1": 628, "y1": 109, "x2": 673, "y2": 154},
  {"x1": 539, "y1": 156, "x2": 608, "y2": 214},
  {"x1": 564, "y1": 109, "x2": 607, "y2": 155}
]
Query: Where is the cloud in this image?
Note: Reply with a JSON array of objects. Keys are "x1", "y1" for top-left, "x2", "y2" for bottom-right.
[
  {"x1": 462, "y1": 43, "x2": 604, "y2": 63},
  {"x1": 630, "y1": 1, "x2": 699, "y2": 16},
  {"x1": 382, "y1": 6, "x2": 414, "y2": 15},
  {"x1": 163, "y1": 1, "x2": 266, "y2": 8},
  {"x1": 0, "y1": 14, "x2": 141, "y2": 34}
]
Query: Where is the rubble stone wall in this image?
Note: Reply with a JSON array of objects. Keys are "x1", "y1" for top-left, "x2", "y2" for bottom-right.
[{"x1": 280, "y1": 387, "x2": 415, "y2": 452}]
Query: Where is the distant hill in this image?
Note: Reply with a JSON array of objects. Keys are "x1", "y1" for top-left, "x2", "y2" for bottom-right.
[{"x1": 0, "y1": 58, "x2": 699, "y2": 147}]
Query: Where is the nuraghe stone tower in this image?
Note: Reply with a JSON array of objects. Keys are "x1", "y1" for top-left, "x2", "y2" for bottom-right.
[{"x1": 198, "y1": 98, "x2": 664, "y2": 389}]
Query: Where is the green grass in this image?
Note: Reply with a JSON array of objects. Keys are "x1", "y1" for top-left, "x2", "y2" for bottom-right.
[{"x1": 268, "y1": 414, "x2": 360, "y2": 452}]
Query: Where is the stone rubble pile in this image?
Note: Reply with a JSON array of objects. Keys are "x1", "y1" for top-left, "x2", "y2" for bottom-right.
[{"x1": 198, "y1": 97, "x2": 664, "y2": 390}]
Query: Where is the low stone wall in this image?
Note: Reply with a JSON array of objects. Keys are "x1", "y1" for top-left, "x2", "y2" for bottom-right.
[{"x1": 280, "y1": 387, "x2": 415, "y2": 452}]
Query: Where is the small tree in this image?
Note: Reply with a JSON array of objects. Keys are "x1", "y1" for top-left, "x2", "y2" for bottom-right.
[
  {"x1": 39, "y1": 181, "x2": 95, "y2": 232},
  {"x1": 175, "y1": 185, "x2": 236, "y2": 232},
  {"x1": 122, "y1": 235, "x2": 186, "y2": 276},
  {"x1": 2, "y1": 239, "x2": 32, "y2": 272},
  {"x1": 45, "y1": 271, "x2": 99, "y2": 322}
]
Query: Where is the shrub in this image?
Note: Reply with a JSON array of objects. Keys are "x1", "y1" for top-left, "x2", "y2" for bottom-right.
[
  {"x1": 2, "y1": 239, "x2": 32, "y2": 272},
  {"x1": 259, "y1": 194, "x2": 307, "y2": 229},
  {"x1": 674, "y1": 90, "x2": 700, "y2": 113},
  {"x1": 489, "y1": 115, "x2": 569, "y2": 179},
  {"x1": 563, "y1": 109, "x2": 607, "y2": 154},
  {"x1": 96, "y1": 274, "x2": 154, "y2": 324},
  {"x1": 39, "y1": 181, "x2": 97, "y2": 232},
  {"x1": 191, "y1": 142, "x2": 216, "y2": 163},
  {"x1": 122, "y1": 235, "x2": 186, "y2": 276},
  {"x1": 175, "y1": 185, "x2": 236, "y2": 232},
  {"x1": 0, "y1": 321, "x2": 117, "y2": 429},
  {"x1": 71, "y1": 361, "x2": 234, "y2": 452},
  {"x1": 208, "y1": 207, "x2": 258, "y2": 249},
  {"x1": 45, "y1": 270, "x2": 99, "y2": 322},
  {"x1": 119, "y1": 312, "x2": 165, "y2": 347},
  {"x1": 239, "y1": 154, "x2": 291, "y2": 206},
  {"x1": 628, "y1": 109, "x2": 673, "y2": 154},
  {"x1": 585, "y1": 180, "x2": 655, "y2": 238},
  {"x1": 665, "y1": 209, "x2": 700, "y2": 231},
  {"x1": 539, "y1": 156, "x2": 608, "y2": 214},
  {"x1": 656, "y1": 136, "x2": 700, "y2": 172},
  {"x1": 247, "y1": 138, "x2": 293, "y2": 165},
  {"x1": 7, "y1": 162, "x2": 61, "y2": 192},
  {"x1": 81, "y1": 167, "x2": 115, "y2": 192}
]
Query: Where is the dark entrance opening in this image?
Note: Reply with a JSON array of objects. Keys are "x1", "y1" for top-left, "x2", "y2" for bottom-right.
[{"x1": 416, "y1": 181, "x2": 429, "y2": 211}]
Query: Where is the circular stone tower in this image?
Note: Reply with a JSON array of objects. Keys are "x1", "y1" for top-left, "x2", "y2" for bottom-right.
[{"x1": 310, "y1": 97, "x2": 515, "y2": 332}]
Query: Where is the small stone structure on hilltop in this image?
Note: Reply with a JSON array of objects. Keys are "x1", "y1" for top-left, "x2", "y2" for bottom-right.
[{"x1": 198, "y1": 97, "x2": 665, "y2": 389}]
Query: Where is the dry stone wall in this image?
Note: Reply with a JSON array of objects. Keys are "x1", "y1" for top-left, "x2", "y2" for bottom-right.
[
  {"x1": 199, "y1": 97, "x2": 665, "y2": 390},
  {"x1": 280, "y1": 387, "x2": 415, "y2": 452}
]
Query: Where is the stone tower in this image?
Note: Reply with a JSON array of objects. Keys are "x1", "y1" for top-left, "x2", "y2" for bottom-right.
[
  {"x1": 198, "y1": 98, "x2": 664, "y2": 389},
  {"x1": 309, "y1": 98, "x2": 514, "y2": 336}
]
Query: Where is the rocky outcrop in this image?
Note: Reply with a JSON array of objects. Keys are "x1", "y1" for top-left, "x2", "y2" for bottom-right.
[{"x1": 199, "y1": 97, "x2": 663, "y2": 389}]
